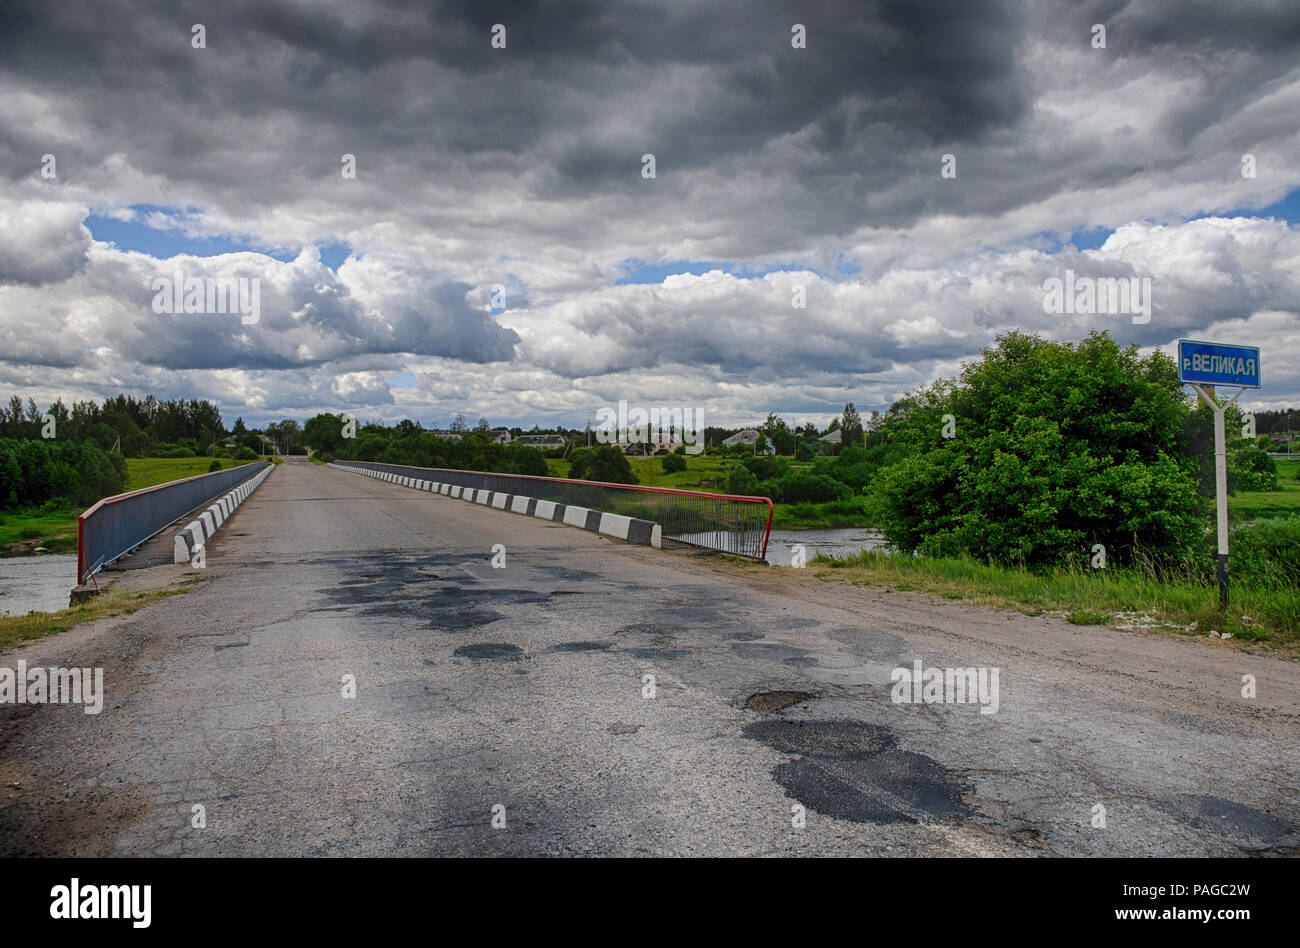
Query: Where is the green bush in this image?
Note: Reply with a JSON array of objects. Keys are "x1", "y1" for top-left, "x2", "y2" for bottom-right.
[
  {"x1": 148, "y1": 443, "x2": 196, "y2": 458},
  {"x1": 742, "y1": 454, "x2": 788, "y2": 481},
  {"x1": 505, "y1": 445, "x2": 550, "y2": 477},
  {"x1": 726, "y1": 463, "x2": 759, "y2": 495},
  {"x1": 770, "y1": 471, "x2": 852, "y2": 503},
  {"x1": 1232, "y1": 446, "x2": 1279, "y2": 492},
  {"x1": 208, "y1": 459, "x2": 223, "y2": 472},
  {"x1": 661, "y1": 452, "x2": 687, "y2": 474},
  {"x1": 569, "y1": 445, "x2": 638, "y2": 484},
  {"x1": 865, "y1": 331, "x2": 1205, "y2": 570},
  {"x1": 236, "y1": 446, "x2": 259, "y2": 460},
  {"x1": 1229, "y1": 516, "x2": 1300, "y2": 586}
]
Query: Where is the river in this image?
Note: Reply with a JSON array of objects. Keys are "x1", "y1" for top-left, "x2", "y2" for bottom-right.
[
  {"x1": 0, "y1": 554, "x2": 77, "y2": 616},
  {"x1": 671, "y1": 527, "x2": 889, "y2": 565}
]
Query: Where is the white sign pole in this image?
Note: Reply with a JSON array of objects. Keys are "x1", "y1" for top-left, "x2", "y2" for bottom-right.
[{"x1": 1192, "y1": 384, "x2": 1245, "y2": 608}]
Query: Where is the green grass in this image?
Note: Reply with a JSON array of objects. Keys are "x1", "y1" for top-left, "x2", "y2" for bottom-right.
[
  {"x1": 124, "y1": 456, "x2": 257, "y2": 490},
  {"x1": 0, "y1": 583, "x2": 195, "y2": 650},
  {"x1": 807, "y1": 549, "x2": 1299, "y2": 649},
  {"x1": 546, "y1": 454, "x2": 737, "y2": 491},
  {"x1": 0, "y1": 503, "x2": 80, "y2": 555},
  {"x1": 1228, "y1": 458, "x2": 1300, "y2": 520}
]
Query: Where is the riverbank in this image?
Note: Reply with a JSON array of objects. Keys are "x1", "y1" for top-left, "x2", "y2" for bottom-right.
[{"x1": 0, "y1": 574, "x2": 197, "y2": 650}]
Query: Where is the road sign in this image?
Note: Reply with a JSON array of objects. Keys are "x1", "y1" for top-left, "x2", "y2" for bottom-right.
[
  {"x1": 1178, "y1": 339, "x2": 1262, "y2": 609},
  {"x1": 1178, "y1": 339, "x2": 1261, "y2": 388}
]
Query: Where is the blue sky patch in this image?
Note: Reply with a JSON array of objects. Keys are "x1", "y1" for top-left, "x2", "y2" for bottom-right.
[{"x1": 86, "y1": 204, "x2": 352, "y2": 270}]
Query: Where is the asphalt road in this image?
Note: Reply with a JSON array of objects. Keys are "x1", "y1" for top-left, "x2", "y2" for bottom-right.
[{"x1": 2, "y1": 458, "x2": 1297, "y2": 856}]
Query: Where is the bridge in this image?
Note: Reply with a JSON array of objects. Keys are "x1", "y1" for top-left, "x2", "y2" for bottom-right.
[{"x1": 2, "y1": 457, "x2": 1297, "y2": 856}]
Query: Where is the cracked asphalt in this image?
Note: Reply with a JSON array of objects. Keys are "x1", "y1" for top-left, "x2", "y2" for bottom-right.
[{"x1": 1, "y1": 457, "x2": 1297, "y2": 856}]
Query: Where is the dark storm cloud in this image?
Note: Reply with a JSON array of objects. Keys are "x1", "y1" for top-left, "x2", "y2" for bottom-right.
[
  {"x1": 0, "y1": 0, "x2": 1298, "y2": 420},
  {"x1": 0, "y1": 1, "x2": 1029, "y2": 212}
]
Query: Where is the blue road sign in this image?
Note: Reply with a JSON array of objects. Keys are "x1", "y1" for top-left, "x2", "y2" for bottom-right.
[{"x1": 1177, "y1": 339, "x2": 1261, "y2": 388}]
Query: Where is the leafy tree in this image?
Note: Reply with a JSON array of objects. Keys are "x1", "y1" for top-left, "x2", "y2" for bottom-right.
[
  {"x1": 742, "y1": 454, "x2": 788, "y2": 481},
  {"x1": 865, "y1": 331, "x2": 1206, "y2": 571},
  {"x1": 725, "y1": 463, "x2": 759, "y2": 495},
  {"x1": 303, "y1": 413, "x2": 349, "y2": 456},
  {"x1": 505, "y1": 445, "x2": 549, "y2": 476},
  {"x1": 840, "y1": 403, "x2": 863, "y2": 452},
  {"x1": 569, "y1": 445, "x2": 638, "y2": 484},
  {"x1": 662, "y1": 452, "x2": 687, "y2": 474},
  {"x1": 761, "y1": 413, "x2": 796, "y2": 455}
]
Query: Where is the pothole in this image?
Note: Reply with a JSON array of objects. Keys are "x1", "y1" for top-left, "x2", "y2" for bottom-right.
[
  {"x1": 746, "y1": 690, "x2": 817, "y2": 713},
  {"x1": 453, "y1": 643, "x2": 523, "y2": 662},
  {"x1": 618, "y1": 623, "x2": 687, "y2": 636},
  {"x1": 429, "y1": 607, "x2": 505, "y2": 630},
  {"x1": 741, "y1": 719, "x2": 975, "y2": 825}
]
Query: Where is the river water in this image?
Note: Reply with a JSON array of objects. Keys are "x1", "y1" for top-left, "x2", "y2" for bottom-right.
[
  {"x1": 671, "y1": 527, "x2": 889, "y2": 565},
  {"x1": 0, "y1": 554, "x2": 77, "y2": 616}
]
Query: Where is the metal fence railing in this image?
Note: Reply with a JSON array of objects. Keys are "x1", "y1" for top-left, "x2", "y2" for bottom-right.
[
  {"x1": 334, "y1": 461, "x2": 774, "y2": 560},
  {"x1": 77, "y1": 461, "x2": 269, "y2": 586}
]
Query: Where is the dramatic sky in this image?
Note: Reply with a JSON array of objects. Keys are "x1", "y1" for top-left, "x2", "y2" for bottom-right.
[{"x1": 1, "y1": 0, "x2": 1298, "y2": 429}]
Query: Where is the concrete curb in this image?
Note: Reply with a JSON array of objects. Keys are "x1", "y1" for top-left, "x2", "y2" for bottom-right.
[
  {"x1": 328, "y1": 462, "x2": 662, "y2": 549},
  {"x1": 173, "y1": 462, "x2": 276, "y2": 565}
]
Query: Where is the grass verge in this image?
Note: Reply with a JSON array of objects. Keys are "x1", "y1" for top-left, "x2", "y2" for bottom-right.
[
  {"x1": 0, "y1": 504, "x2": 80, "y2": 555},
  {"x1": 0, "y1": 582, "x2": 196, "y2": 651},
  {"x1": 808, "y1": 549, "x2": 1298, "y2": 650}
]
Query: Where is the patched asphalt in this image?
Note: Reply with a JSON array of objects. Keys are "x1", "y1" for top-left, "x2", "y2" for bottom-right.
[{"x1": 1, "y1": 457, "x2": 1297, "y2": 856}]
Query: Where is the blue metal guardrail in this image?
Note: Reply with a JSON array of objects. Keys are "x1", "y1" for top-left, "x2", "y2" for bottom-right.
[
  {"x1": 334, "y1": 461, "x2": 773, "y2": 560},
  {"x1": 77, "y1": 461, "x2": 270, "y2": 586}
]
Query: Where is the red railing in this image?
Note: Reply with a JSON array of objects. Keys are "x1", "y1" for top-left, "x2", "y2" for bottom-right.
[{"x1": 335, "y1": 461, "x2": 774, "y2": 560}]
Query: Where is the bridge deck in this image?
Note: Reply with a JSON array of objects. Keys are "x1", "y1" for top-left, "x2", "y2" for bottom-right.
[{"x1": 2, "y1": 457, "x2": 1297, "y2": 856}]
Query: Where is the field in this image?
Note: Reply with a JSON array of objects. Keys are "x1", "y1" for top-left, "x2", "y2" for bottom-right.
[
  {"x1": 1229, "y1": 457, "x2": 1300, "y2": 520},
  {"x1": 547, "y1": 453, "x2": 733, "y2": 489},
  {"x1": 124, "y1": 456, "x2": 232, "y2": 490},
  {"x1": 0, "y1": 457, "x2": 262, "y2": 556}
]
